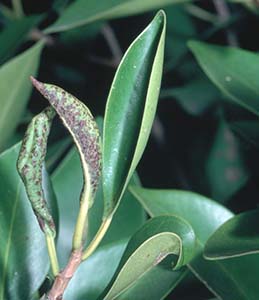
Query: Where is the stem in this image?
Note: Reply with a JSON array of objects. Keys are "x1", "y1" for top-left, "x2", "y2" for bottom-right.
[
  {"x1": 185, "y1": 4, "x2": 219, "y2": 23},
  {"x1": 11, "y1": 0, "x2": 24, "y2": 18},
  {"x1": 47, "y1": 248, "x2": 83, "y2": 300},
  {"x1": 82, "y1": 216, "x2": 112, "y2": 260},
  {"x1": 213, "y1": 0, "x2": 238, "y2": 47},
  {"x1": 46, "y1": 235, "x2": 59, "y2": 277},
  {"x1": 72, "y1": 189, "x2": 91, "y2": 250}
]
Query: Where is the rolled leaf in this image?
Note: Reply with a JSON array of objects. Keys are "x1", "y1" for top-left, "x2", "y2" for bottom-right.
[
  {"x1": 30, "y1": 77, "x2": 101, "y2": 207},
  {"x1": 102, "y1": 10, "x2": 166, "y2": 219},
  {"x1": 17, "y1": 106, "x2": 56, "y2": 236},
  {"x1": 101, "y1": 215, "x2": 196, "y2": 300}
]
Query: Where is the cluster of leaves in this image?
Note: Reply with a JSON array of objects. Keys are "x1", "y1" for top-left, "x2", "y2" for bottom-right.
[{"x1": 1, "y1": 1, "x2": 259, "y2": 300}]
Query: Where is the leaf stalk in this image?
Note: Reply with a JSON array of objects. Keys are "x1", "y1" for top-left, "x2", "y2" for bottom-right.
[{"x1": 45, "y1": 234, "x2": 59, "y2": 277}]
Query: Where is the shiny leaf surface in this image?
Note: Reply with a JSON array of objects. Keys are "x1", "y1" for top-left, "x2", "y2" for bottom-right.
[
  {"x1": 102, "y1": 11, "x2": 166, "y2": 218},
  {"x1": 204, "y1": 209, "x2": 259, "y2": 259},
  {"x1": 131, "y1": 186, "x2": 259, "y2": 299},
  {"x1": 189, "y1": 41, "x2": 259, "y2": 116},
  {"x1": 102, "y1": 216, "x2": 196, "y2": 300}
]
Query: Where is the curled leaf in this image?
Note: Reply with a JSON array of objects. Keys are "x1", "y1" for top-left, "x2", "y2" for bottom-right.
[
  {"x1": 30, "y1": 77, "x2": 101, "y2": 205},
  {"x1": 17, "y1": 106, "x2": 56, "y2": 236}
]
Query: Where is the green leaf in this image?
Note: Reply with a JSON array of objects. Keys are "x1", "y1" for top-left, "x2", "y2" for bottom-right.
[
  {"x1": 204, "y1": 209, "x2": 259, "y2": 260},
  {"x1": 0, "y1": 143, "x2": 53, "y2": 300},
  {"x1": 0, "y1": 42, "x2": 44, "y2": 150},
  {"x1": 17, "y1": 107, "x2": 56, "y2": 236},
  {"x1": 46, "y1": 0, "x2": 189, "y2": 33},
  {"x1": 30, "y1": 78, "x2": 102, "y2": 249},
  {"x1": 0, "y1": 15, "x2": 41, "y2": 65},
  {"x1": 206, "y1": 119, "x2": 249, "y2": 203},
  {"x1": 130, "y1": 186, "x2": 259, "y2": 300},
  {"x1": 102, "y1": 216, "x2": 196, "y2": 300},
  {"x1": 51, "y1": 147, "x2": 146, "y2": 299},
  {"x1": 102, "y1": 10, "x2": 166, "y2": 219},
  {"x1": 188, "y1": 41, "x2": 259, "y2": 116},
  {"x1": 114, "y1": 262, "x2": 188, "y2": 300}
]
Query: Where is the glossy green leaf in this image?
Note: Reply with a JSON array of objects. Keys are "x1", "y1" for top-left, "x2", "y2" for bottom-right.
[
  {"x1": 0, "y1": 42, "x2": 44, "y2": 150},
  {"x1": 46, "y1": 0, "x2": 188, "y2": 33},
  {"x1": 102, "y1": 216, "x2": 196, "y2": 300},
  {"x1": 0, "y1": 143, "x2": 53, "y2": 300},
  {"x1": 188, "y1": 41, "x2": 259, "y2": 116},
  {"x1": 0, "y1": 15, "x2": 41, "y2": 65},
  {"x1": 17, "y1": 107, "x2": 56, "y2": 236},
  {"x1": 131, "y1": 186, "x2": 259, "y2": 300},
  {"x1": 102, "y1": 11, "x2": 166, "y2": 219},
  {"x1": 51, "y1": 146, "x2": 146, "y2": 299},
  {"x1": 206, "y1": 119, "x2": 249, "y2": 203},
  {"x1": 204, "y1": 209, "x2": 259, "y2": 259},
  {"x1": 115, "y1": 262, "x2": 188, "y2": 300}
]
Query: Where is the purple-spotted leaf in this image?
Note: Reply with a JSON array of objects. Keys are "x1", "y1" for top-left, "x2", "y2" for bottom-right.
[
  {"x1": 30, "y1": 77, "x2": 101, "y2": 206},
  {"x1": 30, "y1": 77, "x2": 101, "y2": 249},
  {"x1": 17, "y1": 106, "x2": 56, "y2": 236}
]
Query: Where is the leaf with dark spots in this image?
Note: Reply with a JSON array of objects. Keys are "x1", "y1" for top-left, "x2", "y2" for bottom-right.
[
  {"x1": 30, "y1": 77, "x2": 101, "y2": 208},
  {"x1": 17, "y1": 106, "x2": 56, "y2": 236}
]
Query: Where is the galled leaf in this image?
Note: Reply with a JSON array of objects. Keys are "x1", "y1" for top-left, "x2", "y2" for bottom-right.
[
  {"x1": 0, "y1": 143, "x2": 53, "y2": 300},
  {"x1": 30, "y1": 77, "x2": 101, "y2": 206},
  {"x1": 17, "y1": 106, "x2": 56, "y2": 236}
]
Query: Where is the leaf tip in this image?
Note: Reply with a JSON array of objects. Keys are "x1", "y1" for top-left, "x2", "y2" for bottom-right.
[{"x1": 30, "y1": 75, "x2": 44, "y2": 90}]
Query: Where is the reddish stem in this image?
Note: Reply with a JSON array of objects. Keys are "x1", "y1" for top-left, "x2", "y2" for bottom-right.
[{"x1": 47, "y1": 248, "x2": 83, "y2": 300}]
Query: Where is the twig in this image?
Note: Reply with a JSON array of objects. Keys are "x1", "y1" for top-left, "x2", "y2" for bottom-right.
[
  {"x1": 213, "y1": 0, "x2": 239, "y2": 47},
  {"x1": 29, "y1": 28, "x2": 56, "y2": 46},
  {"x1": 185, "y1": 4, "x2": 219, "y2": 23},
  {"x1": 47, "y1": 248, "x2": 83, "y2": 300},
  {"x1": 89, "y1": 24, "x2": 122, "y2": 68},
  {"x1": 11, "y1": 0, "x2": 24, "y2": 19}
]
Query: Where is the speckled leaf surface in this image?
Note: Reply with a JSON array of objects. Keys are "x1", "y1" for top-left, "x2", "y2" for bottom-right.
[
  {"x1": 31, "y1": 78, "x2": 101, "y2": 206},
  {"x1": 102, "y1": 11, "x2": 166, "y2": 219},
  {"x1": 17, "y1": 106, "x2": 56, "y2": 236},
  {"x1": 0, "y1": 143, "x2": 53, "y2": 300}
]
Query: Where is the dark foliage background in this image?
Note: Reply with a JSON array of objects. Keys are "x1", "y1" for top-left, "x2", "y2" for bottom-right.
[{"x1": 1, "y1": 0, "x2": 259, "y2": 299}]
